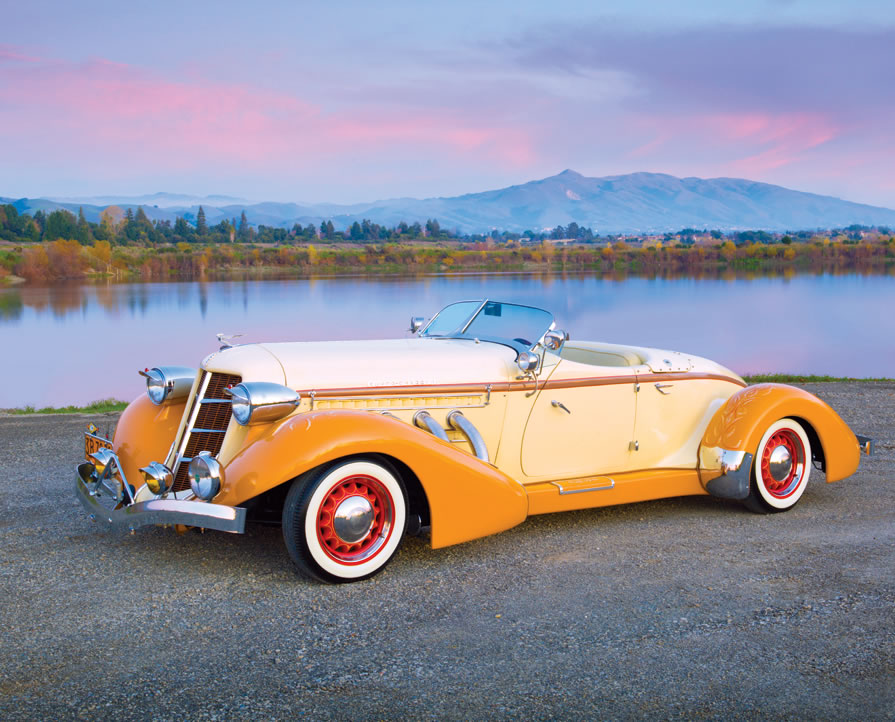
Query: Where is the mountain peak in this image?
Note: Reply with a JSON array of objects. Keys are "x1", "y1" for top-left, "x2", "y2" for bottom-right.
[{"x1": 554, "y1": 169, "x2": 583, "y2": 179}]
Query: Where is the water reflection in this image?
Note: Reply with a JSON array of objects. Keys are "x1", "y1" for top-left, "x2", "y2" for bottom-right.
[{"x1": 1, "y1": 272, "x2": 893, "y2": 407}]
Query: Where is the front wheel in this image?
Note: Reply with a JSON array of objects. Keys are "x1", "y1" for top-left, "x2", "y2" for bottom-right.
[
  {"x1": 742, "y1": 418, "x2": 811, "y2": 513},
  {"x1": 282, "y1": 459, "x2": 407, "y2": 583}
]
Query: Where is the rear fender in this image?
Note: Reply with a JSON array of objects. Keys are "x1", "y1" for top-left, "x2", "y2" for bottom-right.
[
  {"x1": 216, "y1": 410, "x2": 528, "y2": 548},
  {"x1": 699, "y1": 384, "x2": 860, "y2": 493}
]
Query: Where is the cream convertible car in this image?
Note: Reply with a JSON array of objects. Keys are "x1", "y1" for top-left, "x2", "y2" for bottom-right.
[{"x1": 76, "y1": 300, "x2": 873, "y2": 583}]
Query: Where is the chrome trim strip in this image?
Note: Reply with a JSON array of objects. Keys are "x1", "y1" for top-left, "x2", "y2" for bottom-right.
[
  {"x1": 459, "y1": 299, "x2": 489, "y2": 333},
  {"x1": 551, "y1": 477, "x2": 615, "y2": 495},
  {"x1": 446, "y1": 410, "x2": 490, "y2": 463},
  {"x1": 172, "y1": 371, "x2": 212, "y2": 483},
  {"x1": 190, "y1": 428, "x2": 228, "y2": 434},
  {"x1": 318, "y1": 389, "x2": 492, "y2": 410},
  {"x1": 75, "y1": 473, "x2": 245, "y2": 533},
  {"x1": 296, "y1": 373, "x2": 743, "y2": 401}
]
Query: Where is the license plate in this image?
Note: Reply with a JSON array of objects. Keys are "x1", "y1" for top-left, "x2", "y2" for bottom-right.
[{"x1": 85, "y1": 432, "x2": 113, "y2": 459}]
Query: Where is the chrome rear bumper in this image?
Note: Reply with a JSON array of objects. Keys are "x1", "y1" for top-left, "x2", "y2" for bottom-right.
[{"x1": 75, "y1": 471, "x2": 246, "y2": 534}]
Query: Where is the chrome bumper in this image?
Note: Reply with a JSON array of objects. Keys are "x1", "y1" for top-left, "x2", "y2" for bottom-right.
[
  {"x1": 699, "y1": 446, "x2": 754, "y2": 500},
  {"x1": 75, "y1": 471, "x2": 246, "y2": 534}
]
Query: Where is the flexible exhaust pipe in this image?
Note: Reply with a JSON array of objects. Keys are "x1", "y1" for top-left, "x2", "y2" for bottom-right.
[
  {"x1": 413, "y1": 410, "x2": 450, "y2": 442},
  {"x1": 447, "y1": 410, "x2": 490, "y2": 463}
]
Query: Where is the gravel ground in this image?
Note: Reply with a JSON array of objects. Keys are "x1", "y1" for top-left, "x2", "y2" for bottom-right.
[{"x1": 0, "y1": 382, "x2": 893, "y2": 720}]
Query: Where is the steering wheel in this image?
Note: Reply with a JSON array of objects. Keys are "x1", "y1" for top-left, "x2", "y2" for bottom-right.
[{"x1": 513, "y1": 337, "x2": 532, "y2": 346}]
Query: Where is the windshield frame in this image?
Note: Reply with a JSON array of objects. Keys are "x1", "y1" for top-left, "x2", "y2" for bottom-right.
[{"x1": 420, "y1": 299, "x2": 555, "y2": 354}]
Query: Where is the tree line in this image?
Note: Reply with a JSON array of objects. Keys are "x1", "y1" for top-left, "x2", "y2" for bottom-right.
[{"x1": 2, "y1": 202, "x2": 891, "y2": 248}]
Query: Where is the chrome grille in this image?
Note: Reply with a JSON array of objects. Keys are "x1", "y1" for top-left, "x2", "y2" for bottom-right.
[{"x1": 172, "y1": 371, "x2": 241, "y2": 492}]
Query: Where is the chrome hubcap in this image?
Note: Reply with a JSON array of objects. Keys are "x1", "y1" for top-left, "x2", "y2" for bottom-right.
[
  {"x1": 332, "y1": 496, "x2": 375, "y2": 544},
  {"x1": 768, "y1": 444, "x2": 794, "y2": 482}
]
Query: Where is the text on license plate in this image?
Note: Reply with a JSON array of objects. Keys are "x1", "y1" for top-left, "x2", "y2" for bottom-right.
[{"x1": 85, "y1": 432, "x2": 113, "y2": 459}]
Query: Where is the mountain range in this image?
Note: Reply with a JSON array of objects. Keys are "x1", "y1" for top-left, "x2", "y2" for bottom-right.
[{"x1": 4, "y1": 171, "x2": 895, "y2": 234}]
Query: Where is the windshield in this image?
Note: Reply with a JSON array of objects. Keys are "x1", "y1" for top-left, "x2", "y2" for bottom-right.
[{"x1": 421, "y1": 300, "x2": 554, "y2": 351}]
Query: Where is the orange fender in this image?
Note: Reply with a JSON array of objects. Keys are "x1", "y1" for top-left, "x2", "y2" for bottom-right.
[
  {"x1": 113, "y1": 394, "x2": 187, "y2": 488},
  {"x1": 700, "y1": 383, "x2": 860, "y2": 483},
  {"x1": 217, "y1": 410, "x2": 529, "y2": 549}
]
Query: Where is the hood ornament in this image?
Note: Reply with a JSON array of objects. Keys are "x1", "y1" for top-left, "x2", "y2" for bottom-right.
[{"x1": 216, "y1": 333, "x2": 243, "y2": 350}]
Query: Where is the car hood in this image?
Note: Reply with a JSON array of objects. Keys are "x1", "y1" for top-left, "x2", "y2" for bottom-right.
[{"x1": 202, "y1": 338, "x2": 519, "y2": 391}]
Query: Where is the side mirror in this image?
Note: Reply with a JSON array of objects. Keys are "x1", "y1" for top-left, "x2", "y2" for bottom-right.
[
  {"x1": 409, "y1": 317, "x2": 424, "y2": 334},
  {"x1": 543, "y1": 329, "x2": 569, "y2": 351},
  {"x1": 516, "y1": 350, "x2": 539, "y2": 373}
]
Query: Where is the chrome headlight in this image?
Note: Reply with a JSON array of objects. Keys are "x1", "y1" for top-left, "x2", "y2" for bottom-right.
[
  {"x1": 140, "y1": 461, "x2": 173, "y2": 495},
  {"x1": 188, "y1": 451, "x2": 223, "y2": 500},
  {"x1": 139, "y1": 366, "x2": 197, "y2": 405},
  {"x1": 516, "y1": 350, "x2": 539, "y2": 373},
  {"x1": 89, "y1": 447, "x2": 116, "y2": 479},
  {"x1": 226, "y1": 382, "x2": 300, "y2": 426}
]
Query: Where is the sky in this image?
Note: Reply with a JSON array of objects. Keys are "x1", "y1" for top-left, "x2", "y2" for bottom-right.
[{"x1": 1, "y1": 0, "x2": 894, "y2": 207}]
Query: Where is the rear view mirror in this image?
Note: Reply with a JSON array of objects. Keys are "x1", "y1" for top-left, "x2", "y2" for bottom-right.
[{"x1": 409, "y1": 316, "x2": 424, "y2": 334}]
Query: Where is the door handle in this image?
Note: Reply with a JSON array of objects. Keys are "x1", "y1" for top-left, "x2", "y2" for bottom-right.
[
  {"x1": 654, "y1": 383, "x2": 673, "y2": 394},
  {"x1": 551, "y1": 400, "x2": 571, "y2": 414}
]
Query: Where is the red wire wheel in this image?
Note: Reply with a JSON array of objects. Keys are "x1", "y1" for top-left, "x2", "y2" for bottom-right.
[
  {"x1": 759, "y1": 429, "x2": 804, "y2": 499},
  {"x1": 747, "y1": 418, "x2": 812, "y2": 512},
  {"x1": 316, "y1": 474, "x2": 394, "y2": 564},
  {"x1": 282, "y1": 459, "x2": 407, "y2": 583}
]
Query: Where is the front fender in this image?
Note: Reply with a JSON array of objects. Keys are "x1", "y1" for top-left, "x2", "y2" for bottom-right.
[
  {"x1": 699, "y1": 383, "x2": 860, "y2": 491},
  {"x1": 216, "y1": 410, "x2": 528, "y2": 549},
  {"x1": 113, "y1": 394, "x2": 187, "y2": 488}
]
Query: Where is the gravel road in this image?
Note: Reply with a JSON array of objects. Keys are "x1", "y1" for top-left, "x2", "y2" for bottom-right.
[{"x1": 1, "y1": 382, "x2": 892, "y2": 720}]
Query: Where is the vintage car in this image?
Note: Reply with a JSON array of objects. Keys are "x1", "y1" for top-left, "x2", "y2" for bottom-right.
[{"x1": 76, "y1": 300, "x2": 873, "y2": 583}]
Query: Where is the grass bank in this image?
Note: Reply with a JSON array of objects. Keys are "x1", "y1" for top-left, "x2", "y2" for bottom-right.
[
  {"x1": 2, "y1": 398, "x2": 128, "y2": 415},
  {"x1": 742, "y1": 374, "x2": 895, "y2": 384}
]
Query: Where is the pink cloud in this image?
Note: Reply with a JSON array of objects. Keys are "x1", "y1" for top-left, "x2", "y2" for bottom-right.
[
  {"x1": 0, "y1": 54, "x2": 535, "y2": 173},
  {"x1": 708, "y1": 113, "x2": 838, "y2": 175},
  {"x1": 0, "y1": 44, "x2": 44, "y2": 63}
]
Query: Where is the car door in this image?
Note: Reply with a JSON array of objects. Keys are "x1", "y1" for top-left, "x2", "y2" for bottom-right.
[
  {"x1": 631, "y1": 361, "x2": 734, "y2": 470},
  {"x1": 520, "y1": 357, "x2": 637, "y2": 479}
]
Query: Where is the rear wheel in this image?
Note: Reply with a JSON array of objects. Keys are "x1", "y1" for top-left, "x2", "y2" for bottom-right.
[
  {"x1": 282, "y1": 459, "x2": 407, "y2": 583},
  {"x1": 742, "y1": 419, "x2": 811, "y2": 513}
]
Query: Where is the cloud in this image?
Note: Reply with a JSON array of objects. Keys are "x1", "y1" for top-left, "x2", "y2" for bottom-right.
[
  {"x1": 506, "y1": 24, "x2": 895, "y2": 116},
  {"x1": 0, "y1": 53, "x2": 535, "y2": 175}
]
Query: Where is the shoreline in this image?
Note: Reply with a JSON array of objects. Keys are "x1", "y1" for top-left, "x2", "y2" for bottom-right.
[{"x1": 3, "y1": 239, "x2": 894, "y2": 284}]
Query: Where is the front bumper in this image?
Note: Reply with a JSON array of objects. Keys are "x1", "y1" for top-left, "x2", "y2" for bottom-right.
[{"x1": 75, "y1": 470, "x2": 246, "y2": 534}]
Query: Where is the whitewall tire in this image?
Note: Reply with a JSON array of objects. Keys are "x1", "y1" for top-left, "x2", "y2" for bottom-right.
[
  {"x1": 283, "y1": 459, "x2": 407, "y2": 583},
  {"x1": 744, "y1": 418, "x2": 812, "y2": 513}
]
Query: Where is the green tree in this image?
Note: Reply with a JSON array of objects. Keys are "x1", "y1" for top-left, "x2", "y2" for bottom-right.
[
  {"x1": 76, "y1": 207, "x2": 91, "y2": 243},
  {"x1": 196, "y1": 206, "x2": 208, "y2": 236},
  {"x1": 45, "y1": 209, "x2": 78, "y2": 241},
  {"x1": 238, "y1": 211, "x2": 249, "y2": 240}
]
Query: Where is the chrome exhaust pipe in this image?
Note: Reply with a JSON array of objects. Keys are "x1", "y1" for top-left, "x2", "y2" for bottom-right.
[
  {"x1": 447, "y1": 410, "x2": 489, "y2": 463},
  {"x1": 413, "y1": 410, "x2": 450, "y2": 442}
]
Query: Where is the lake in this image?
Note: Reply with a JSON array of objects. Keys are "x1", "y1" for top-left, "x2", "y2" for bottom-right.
[{"x1": 1, "y1": 272, "x2": 893, "y2": 407}]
